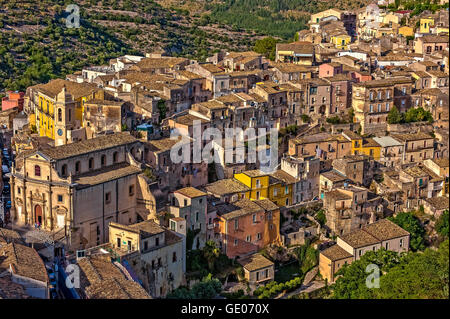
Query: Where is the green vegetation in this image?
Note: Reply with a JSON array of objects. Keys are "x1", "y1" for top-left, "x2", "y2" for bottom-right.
[
  {"x1": 387, "y1": 106, "x2": 433, "y2": 125},
  {"x1": 436, "y1": 210, "x2": 449, "y2": 239},
  {"x1": 253, "y1": 37, "x2": 279, "y2": 60},
  {"x1": 254, "y1": 277, "x2": 303, "y2": 299},
  {"x1": 326, "y1": 116, "x2": 347, "y2": 125},
  {"x1": 301, "y1": 114, "x2": 311, "y2": 123},
  {"x1": 0, "y1": 0, "x2": 256, "y2": 92},
  {"x1": 293, "y1": 239, "x2": 319, "y2": 274},
  {"x1": 388, "y1": 0, "x2": 449, "y2": 17},
  {"x1": 315, "y1": 209, "x2": 327, "y2": 227},
  {"x1": 186, "y1": 241, "x2": 234, "y2": 279},
  {"x1": 332, "y1": 240, "x2": 449, "y2": 299},
  {"x1": 205, "y1": 0, "x2": 371, "y2": 39},
  {"x1": 167, "y1": 273, "x2": 222, "y2": 299},
  {"x1": 388, "y1": 212, "x2": 425, "y2": 251}
]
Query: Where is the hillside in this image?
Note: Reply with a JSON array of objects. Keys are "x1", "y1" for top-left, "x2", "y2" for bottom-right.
[
  {"x1": 156, "y1": 0, "x2": 372, "y2": 38},
  {"x1": 0, "y1": 0, "x2": 258, "y2": 92}
]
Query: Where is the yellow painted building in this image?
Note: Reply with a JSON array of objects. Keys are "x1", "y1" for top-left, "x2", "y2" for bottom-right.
[
  {"x1": 398, "y1": 26, "x2": 414, "y2": 37},
  {"x1": 331, "y1": 34, "x2": 351, "y2": 50},
  {"x1": 343, "y1": 131, "x2": 381, "y2": 160},
  {"x1": 420, "y1": 17, "x2": 435, "y2": 34},
  {"x1": 233, "y1": 169, "x2": 295, "y2": 207},
  {"x1": 33, "y1": 79, "x2": 103, "y2": 144}
]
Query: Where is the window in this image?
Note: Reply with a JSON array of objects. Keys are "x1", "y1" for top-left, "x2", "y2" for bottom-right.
[
  {"x1": 105, "y1": 192, "x2": 111, "y2": 204},
  {"x1": 234, "y1": 219, "x2": 239, "y2": 230},
  {"x1": 34, "y1": 165, "x2": 41, "y2": 177},
  {"x1": 256, "y1": 191, "x2": 260, "y2": 199},
  {"x1": 369, "y1": 104, "x2": 373, "y2": 113},
  {"x1": 385, "y1": 242, "x2": 389, "y2": 249},
  {"x1": 273, "y1": 188, "x2": 278, "y2": 197},
  {"x1": 58, "y1": 108, "x2": 62, "y2": 122},
  {"x1": 195, "y1": 211, "x2": 199, "y2": 222},
  {"x1": 144, "y1": 241, "x2": 148, "y2": 251},
  {"x1": 286, "y1": 198, "x2": 289, "y2": 206},
  {"x1": 89, "y1": 158, "x2": 94, "y2": 170},
  {"x1": 172, "y1": 252, "x2": 177, "y2": 262},
  {"x1": 246, "y1": 235, "x2": 251, "y2": 242},
  {"x1": 257, "y1": 233, "x2": 262, "y2": 240},
  {"x1": 253, "y1": 214, "x2": 257, "y2": 223},
  {"x1": 17, "y1": 187, "x2": 21, "y2": 194},
  {"x1": 155, "y1": 237, "x2": 160, "y2": 246},
  {"x1": 234, "y1": 239, "x2": 238, "y2": 246},
  {"x1": 58, "y1": 195, "x2": 63, "y2": 202},
  {"x1": 359, "y1": 250, "x2": 362, "y2": 257},
  {"x1": 386, "y1": 103, "x2": 390, "y2": 112},
  {"x1": 61, "y1": 164, "x2": 67, "y2": 177},
  {"x1": 75, "y1": 161, "x2": 81, "y2": 174},
  {"x1": 101, "y1": 155, "x2": 106, "y2": 167},
  {"x1": 117, "y1": 237, "x2": 121, "y2": 248},
  {"x1": 256, "y1": 179, "x2": 261, "y2": 188},
  {"x1": 129, "y1": 185, "x2": 134, "y2": 196}
]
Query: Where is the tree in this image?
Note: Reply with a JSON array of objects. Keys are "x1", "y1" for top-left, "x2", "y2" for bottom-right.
[
  {"x1": 167, "y1": 274, "x2": 222, "y2": 299},
  {"x1": 254, "y1": 37, "x2": 279, "y2": 61},
  {"x1": 316, "y1": 210, "x2": 326, "y2": 226},
  {"x1": 203, "y1": 240, "x2": 220, "y2": 272},
  {"x1": 332, "y1": 241, "x2": 449, "y2": 299},
  {"x1": 332, "y1": 249, "x2": 405, "y2": 299},
  {"x1": 436, "y1": 210, "x2": 449, "y2": 239},
  {"x1": 388, "y1": 212, "x2": 425, "y2": 251},
  {"x1": 387, "y1": 105, "x2": 402, "y2": 124}
]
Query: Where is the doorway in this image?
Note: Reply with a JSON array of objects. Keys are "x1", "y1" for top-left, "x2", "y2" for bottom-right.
[{"x1": 35, "y1": 205, "x2": 43, "y2": 225}]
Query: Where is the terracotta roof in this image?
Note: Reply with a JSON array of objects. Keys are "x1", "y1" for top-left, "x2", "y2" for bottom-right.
[
  {"x1": 0, "y1": 243, "x2": 48, "y2": 284},
  {"x1": 340, "y1": 229, "x2": 380, "y2": 249},
  {"x1": 0, "y1": 228, "x2": 22, "y2": 244},
  {"x1": 0, "y1": 275, "x2": 31, "y2": 299},
  {"x1": 74, "y1": 162, "x2": 142, "y2": 188},
  {"x1": 241, "y1": 170, "x2": 267, "y2": 178},
  {"x1": 270, "y1": 169, "x2": 298, "y2": 184},
  {"x1": 135, "y1": 57, "x2": 188, "y2": 70},
  {"x1": 362, "y1": 219, "x2": 410, "y2": 241},
  {"x1": 420, "y1": 35, "x2": 449, "y2": 43},
  {"x1": 277, "y1": 42, "x2": 314, "y2": 55},
  {"x1": 147, "y1": 136, "x2": 188, "y2": 153},
  {"x1": 391, "y1": 132, "x2": 433, "y2": 142},
  {"x1": 238, "y1": 253, "x2": 274, "y2": 271},
  {"x1": 425, "y1": 197, "x2": 449, "y2": 210},
  {"x1": 321, "y1": 170, "x2": 347, "y2": 182},
  {"x1": 325, "y1": 189, "x2": 352, "y2": 200},
  {"x1": 38, "y1": 132, "x2": 138, "y2": 160},
  {"x1": 205, "y1": 179, "x2": 250, "y2": 196},
  {"x1": 253, "y1": 199, "x2": 279, "y2": 211},
  {"x1": 321, "y1": 244, "x2": 353, "y2": 261},
  {"x1": 77, "y1": 255, "x2": 150, "y2": 299},
  {"x1": 353, "y1": 77, "x2": 413, "y2": 88},
  {"x1": 35, "y1": 79, "x2": 101, "y2": 100},
  {"x1": 175, "y1": 187, "x2": 207, "y2": 198},
  {"x1": 432, "y1": 158, "x2": 449, "y2": 168},
  {"x1": 219, "y1": 198, "x2": 264, "y2": 220}
]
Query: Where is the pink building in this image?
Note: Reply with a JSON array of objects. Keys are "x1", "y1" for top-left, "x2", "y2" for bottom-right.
[
  {"x1": 2, "y1": 91, "x2": 24, "y2": 111},
  {"x1": 319, "y1": 62, "x2": 343, "y2": 78}
]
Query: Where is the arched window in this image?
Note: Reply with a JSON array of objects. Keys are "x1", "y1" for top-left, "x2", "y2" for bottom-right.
[
  {"x1": 75, "y1": 161, "x2": 81, "y2": 174},
  {"x1": 58, "y1": 108, "x2": 62, "y2": 122},
  {"x1": 101, "y1": 155, "x2": 106, "y2": 167},
  {"x1": 61, "y1": 164, "x2": 67, "y2": 177},
  {"x1": 89, "y1": 157, "x2": 94, "y2": 170},
  {"x1": 68, "y1": 109, "x2": 72, "y2": 122},
  {"x1": 113, "y1": 152, "x2": 118, "y2": 163},
  {"x1": 34, "y1": 165, "x2": 41, "y2": 177}
]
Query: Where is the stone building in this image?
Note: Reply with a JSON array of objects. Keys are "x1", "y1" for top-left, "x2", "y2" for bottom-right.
[
  {"x1": 108, "y1": 219, "x2": 184, "y2": 298},
  {"x1": 10, "y1": 132, "x2": 144, "y2": 250}
]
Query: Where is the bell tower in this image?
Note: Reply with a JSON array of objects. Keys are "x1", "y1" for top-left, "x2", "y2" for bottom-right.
[{"x1": 54, "y1": 86, "x2": 76, "y2": 146}]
